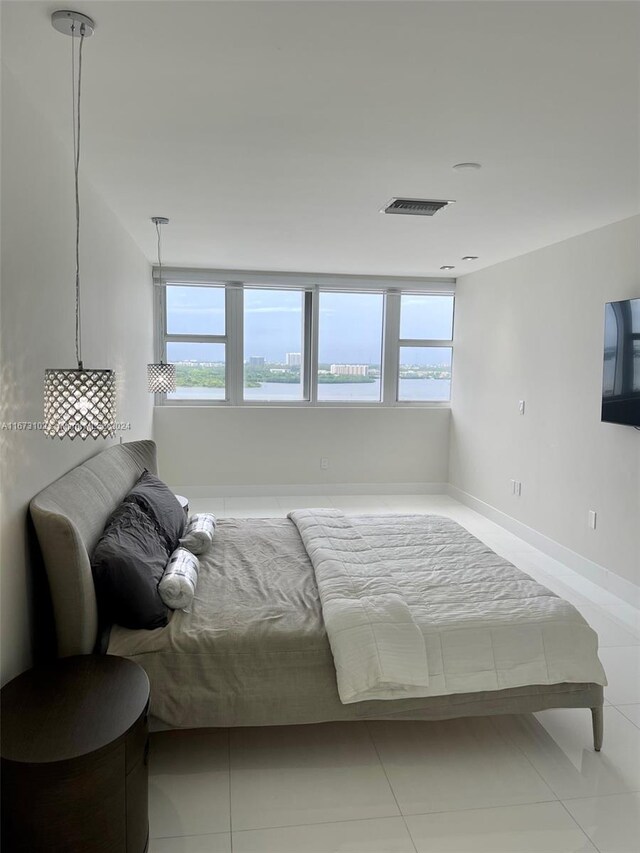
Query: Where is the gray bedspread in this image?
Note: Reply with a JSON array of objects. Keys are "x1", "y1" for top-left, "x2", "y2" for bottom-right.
[{"x1": 108, "y1": 517, "x2": 602, "y2": 728}]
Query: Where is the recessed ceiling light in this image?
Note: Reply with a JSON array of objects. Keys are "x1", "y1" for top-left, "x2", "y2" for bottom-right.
[
  {"x1": 440, "y1": 265, "x2": 455, "y2": 270},
  {"x1": 453, "y1": 162, "x2": 482, "y2": 171},
  {"x1": 462, "y1": 256, "x2": 478, "y2": 261}
]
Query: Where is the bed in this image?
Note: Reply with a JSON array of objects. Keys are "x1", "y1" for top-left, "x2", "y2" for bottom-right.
[{"x1": 30, "y1": 440, "x2": 606, "y2": 748}]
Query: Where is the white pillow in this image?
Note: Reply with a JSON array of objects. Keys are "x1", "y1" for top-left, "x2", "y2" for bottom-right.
[
  {"x1": 179, "y1": 513, "x2": 216, "y2": 555},
  {"x1": 158, "y1": 547, "x2": 200, "y2": 611}
]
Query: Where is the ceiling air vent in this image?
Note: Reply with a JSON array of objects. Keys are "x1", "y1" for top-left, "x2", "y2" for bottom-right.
[{"x1": 382, "y1": 198, "x2": 454, "y2": 217}]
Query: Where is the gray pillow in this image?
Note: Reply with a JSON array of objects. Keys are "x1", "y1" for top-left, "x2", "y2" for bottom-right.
[
  {"x1": 91, "y1": 501, "x2": 169, "y2": 630},
  {"x1": 124, "y1": 469, "x2": 186, "y2": 552}
]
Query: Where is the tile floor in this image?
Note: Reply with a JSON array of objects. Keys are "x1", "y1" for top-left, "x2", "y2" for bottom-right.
[{"x1": 150, "y1": 494, "x2": 640, "y2": 853}]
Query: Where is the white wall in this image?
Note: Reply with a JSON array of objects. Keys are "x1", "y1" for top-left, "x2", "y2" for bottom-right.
[
  {"x1": 0, "y1": 70, "x2": 154, "y2": 685},
  {"x1": 449, "y1": 216, "x2": 640, "y2": 587},
  {"x1": 155, "y1": 407, "x2": 450, "y2": 492}
]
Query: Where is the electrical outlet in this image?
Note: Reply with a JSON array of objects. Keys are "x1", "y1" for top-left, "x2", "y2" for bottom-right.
[
  {"x1": 519, "y1": 400, "x2": 526, "y2": 415},
  {"x1": 320, "y1": 457, "x2": 329, "y2": 470},
  {"x1": 588, "y1": 510, "x2": 597, "y2": 530},
  {"x1": 511, "y1": 479, "x2": 522, "y2": 496}
]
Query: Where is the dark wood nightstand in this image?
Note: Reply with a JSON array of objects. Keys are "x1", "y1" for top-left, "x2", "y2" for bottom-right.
[{"x1": 1, "y1": 655, "x2": 150, "y2": 853}]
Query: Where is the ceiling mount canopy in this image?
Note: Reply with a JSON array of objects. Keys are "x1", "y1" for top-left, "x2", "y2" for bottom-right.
[{"x1": 51, "y1": 10, "x2": 95, "y2": 38}]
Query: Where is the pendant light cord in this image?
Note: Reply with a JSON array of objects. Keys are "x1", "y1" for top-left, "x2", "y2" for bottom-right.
[
  {"x1": 72, "y1": 25, "x2": 85, "y2": 369},
  {"x1": 156, "y1": 219, "x2": 163, "y2": 364},
  {"x1": 156, "y1": 219, "x2": 163, "y2": 280}
]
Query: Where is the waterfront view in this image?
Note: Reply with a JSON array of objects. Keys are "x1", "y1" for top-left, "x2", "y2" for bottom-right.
[
  {"x1": 167, "y1": 357, "x2": 451, "y2": 402},
  {"x1": 165, "y1": 287, "x2": 454, "y2": 402}
]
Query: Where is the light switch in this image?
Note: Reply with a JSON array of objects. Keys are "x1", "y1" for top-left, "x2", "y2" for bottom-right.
[{"x1": 519, "y1": 400, "x2": 526, "y2": 415}]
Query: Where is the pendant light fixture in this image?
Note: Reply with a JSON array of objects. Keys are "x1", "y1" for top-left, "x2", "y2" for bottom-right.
[
  {"x1": 44, "y1": 11, "x2": 116, "y2": 440},
  {"x1": 147, "y1": 217, "x2": 176, "y2": 394}
]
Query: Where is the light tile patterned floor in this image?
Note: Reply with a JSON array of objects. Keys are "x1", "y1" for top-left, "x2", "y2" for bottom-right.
[{"x1": 150, "y1": 495, "x2": 640, "y2": 853}]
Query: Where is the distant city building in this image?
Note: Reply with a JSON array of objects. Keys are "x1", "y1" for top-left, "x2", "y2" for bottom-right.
[
  {"x1": 330, "y1": 364, "x2": 369, "y2": 376},
  {"x1": 249, "y1": 356, "x2": 265, "y2": 367},
  {"x1": 286, "y1": 352, "x2": 301, "y2": 367}
]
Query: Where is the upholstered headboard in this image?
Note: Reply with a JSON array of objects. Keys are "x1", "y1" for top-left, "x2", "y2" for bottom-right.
[{"x1": 29, "y1": 440, "x2": 158, "y2": 657}]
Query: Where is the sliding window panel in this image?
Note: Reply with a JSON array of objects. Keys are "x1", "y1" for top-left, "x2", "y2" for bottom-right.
[
  {"x1": 398, "y1": 346, "x2": 452, "y2": 402},
  {"x1": 166, "y1": 342, "x2": 226, "y2": 401},
  {"x1": 400, "y1": 293, "x2": 454, "y2": 341},
  {"x1": 243, "y1": 289, "x2": 306, "y2": 401},
  {"x1": 317, "y1": 292, "x2": 383, "y2": 402},
  {"x1": 166, "y1": 285, "x2": 226, "y2": 336}
]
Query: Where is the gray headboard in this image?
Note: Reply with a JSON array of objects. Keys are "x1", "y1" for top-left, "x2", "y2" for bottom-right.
[{"x1": 29, "y1": 440, "x2": 158, "y2": 657}]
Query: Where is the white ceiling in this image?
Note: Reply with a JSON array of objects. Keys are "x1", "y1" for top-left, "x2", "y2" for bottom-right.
[{"x1": 3, "y1": 1, "x2": 639, "y2": 277}]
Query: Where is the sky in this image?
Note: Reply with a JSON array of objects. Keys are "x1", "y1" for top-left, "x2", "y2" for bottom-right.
[{"x1": 166, "y1": 285, "x2": 454, "y2": 364}]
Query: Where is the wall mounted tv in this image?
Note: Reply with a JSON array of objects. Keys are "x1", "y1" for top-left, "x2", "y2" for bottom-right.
[{"x1": 602, "y1": 297, "x2": 640, "y2": 427}]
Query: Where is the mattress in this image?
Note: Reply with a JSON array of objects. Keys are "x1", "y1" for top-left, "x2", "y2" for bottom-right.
[{"x1": 108, "y1": 516, "x2": 604, "y2": 729}]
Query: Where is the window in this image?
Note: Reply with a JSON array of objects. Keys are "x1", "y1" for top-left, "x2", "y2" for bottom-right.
[
  {"x1": 167, "y1": 285, "x2": 225, "y2": 336},
  {"x1": 400, "y1": 293, "x2": 453, "y2": 341},
  {"x1": 397, "y1": 294, "x2": 454, "y2": 402},
  {"x1": 244, "y1": 289, "x2": 305, "y2": 401},
  {"x1": 317, "y1": 292, "x2": 383, "y2": 402},
  {"x1": 167, "y1": 342, "x2": 226, "y2": 401},
  {"x1": 158, "y1": 276, "x2": 454, "y2": 406},
  {"x1": 164, "y1": 284, "x2": 227, "y2": 401},
  {"x1": 398, "y1": 347, "x2": 452, "y2": 401}
]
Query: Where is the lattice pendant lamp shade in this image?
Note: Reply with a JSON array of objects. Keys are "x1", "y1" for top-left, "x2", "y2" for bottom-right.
[
  {"x1": 147, "y1": 362, "x2": 176, "y2": 394},
  {"x1": 44, "y1": 367, "x2": 116, "y2": 440},
  {"x1": 44, "y1": 11, "x2": 117, "y2": 441}
]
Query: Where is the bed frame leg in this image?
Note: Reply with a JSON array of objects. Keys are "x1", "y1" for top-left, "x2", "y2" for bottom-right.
[{"x1": 591, "y1": 706, "x2": 603, "y2": 751}]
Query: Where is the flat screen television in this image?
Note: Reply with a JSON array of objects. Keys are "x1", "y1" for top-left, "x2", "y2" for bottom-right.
[{"x1": 602, "y1": 297, "x2": 640, "y2": 427}]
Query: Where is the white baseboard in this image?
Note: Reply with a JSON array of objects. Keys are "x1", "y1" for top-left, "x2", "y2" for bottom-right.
[
  {"x1": 447, "y1": 485, "x2": 640, "y2": 608},
  {"x1": 172, "y1": 482, "x2": 448, "y2": 499}
]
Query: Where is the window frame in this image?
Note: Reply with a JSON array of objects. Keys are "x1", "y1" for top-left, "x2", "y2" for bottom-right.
[
  {"x1": 395, "y1": 292, "x2": 455, "y2": 403},
  {"x1": 316, "y1": 289, "x2": 386, "y2": 404},
  {"x1": 243, "y1": 286, "x2": 310, "y2": 404},
  {"x1": 155, "y1": 269, "x2": 455, "y2": 408}
]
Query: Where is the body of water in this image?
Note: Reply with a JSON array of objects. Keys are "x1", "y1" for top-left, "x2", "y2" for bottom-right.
[{"x1": 168, "y1": 378, "x2": 450, "y2": 402}]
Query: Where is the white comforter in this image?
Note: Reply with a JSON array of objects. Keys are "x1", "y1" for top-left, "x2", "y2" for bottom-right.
[{"x1": 288, "y1": 510, "x2": 607, "y2": 704}]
